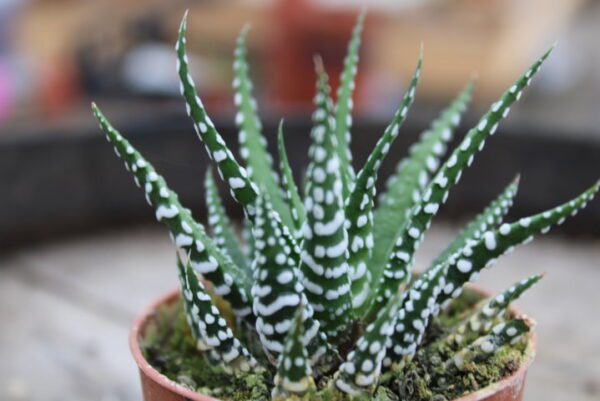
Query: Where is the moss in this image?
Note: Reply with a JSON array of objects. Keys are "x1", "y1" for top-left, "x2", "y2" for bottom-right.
[{"x1": 140, "y1": 291, "x2": 529, "y2": 401}]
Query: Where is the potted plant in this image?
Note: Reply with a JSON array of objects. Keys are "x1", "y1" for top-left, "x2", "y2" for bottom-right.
[{"x1": 93, "y1": 12, "x2": 598, "y2": 401}]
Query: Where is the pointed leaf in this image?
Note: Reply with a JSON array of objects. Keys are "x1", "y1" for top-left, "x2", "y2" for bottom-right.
[
  {"x1": 233, "y1": 26, "x2": 294, "y2": 228},
  {"x1": 369, "y1": 82, "x2": 474, "y2": 294},
  {"x1": 447, "y1": 317, "x2": 534, "y2": 371},
  {"x1": 177, "y1": 255, "x2": 260, "y2": 372},
  {"x1": 381, "y1": 263, "x2": 447, "y2": 369},
  {"x1": 370, "y1": 48, "x2": 553, "y2": 317},
  {"x1": 430, "y1": 174, "x2": 520, "y2": 268},
  {"x1": 272, "y1": 305, "x2": 316, "y2": 400},
  {"x1": 92, "y1": 104, "x2": 253, "y2": 322},
  {"x1": 251, "y1": 193, "x2": 327, "y2": 363},
  {"x1": 277, "y1": 121, "x2": 305, "y2": 235},
  {"x1": 334, "y1": 11, "x2": 365, "y2": 197},
  {"x1": 437, "y1": 181, "x2": 598, "y2": 311},
  {"x1": 334, "y1": 293, "x2": 403, "y2": 396},
  {"x1": 176, "y1": 13, "x2": 259, "y2": 219},
  {"x1": 446, "y1": 273, "x2": 543, "y2": 347},
  {"x1": 242, "y1": 216, "x2": 255, "y2": 261},
  {"x1": 384, "y1": 180, "x2": 598, "y2": 368},
  {"x1": 299, "y1": 62, "x2": 352, "y2": 338},
  {"x1": 205, "y1": 168, "x2": 250, "y2": 273},
  {"x1": 345, "y1": 55, "x2": 422, "y2": 315}
]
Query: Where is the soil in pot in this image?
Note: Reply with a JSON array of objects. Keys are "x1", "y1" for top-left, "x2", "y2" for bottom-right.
[{"x1": 140, "y1": 290, "x2": 528, "y2": 401}]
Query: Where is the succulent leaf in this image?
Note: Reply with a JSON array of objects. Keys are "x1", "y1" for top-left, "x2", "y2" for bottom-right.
[
  {"x1": 445, "y1": 273, "x2": 543, "y2": 347},
  {"x1": 369, "y1": 82, "x2": 474, "y2": 295},
  {"x1": 272, "y1": 305, "x2": 317, "y2": 400},
  {"x1": 177, "y1": 254, "x2": 260, "y2": 372},
  {"x1": 233, "y1": 26, "x2": 294, "y2": 229},
  {"x1": 384, "y1": 181, "x2": 598, "y2": 368},
  {"x1": 299, "y1": 61, "x2": 353, "y2": 338},
  {"x1": 430, "y1": 174, "x2": 520, "y2": 268},
  {"x1": 334, "y1": 11, "x2": 365, "y2": 198},
  {"x1": 277, "y1": 121, "x2": 305, "y2": 235},
  {"x1": 370, "y1": 48, "x2": 553, "y2": 317},
  {"x1": 381, "y1": 263, "x2": 448, "y2": 369},
  {"x1": 334, "y1": 293, "x2": 403, "y2": 396},
  {"x1": 447, "y1": 317, "x2": 533, "y2": 371},
  {"x1": 176, "y1": 14, "x2": 259, "y2": 219},
  {"x1": 92, "y1": 104, "x2": 254, "y2": 322},
  {"x1": 242, "y1": 213, "x2": 255, "y2": 261},
  {"x1": 251, "y1": 193, "x2": 326, "y2": 363},
  {"x1": 205, "y1": 168, "x2": 251, "y2": 274},
  {"x1": 345, "y1": 55, "x2": 422, "y2": 316},
  {"x1": 437, "y1": 181, "x2": 598, "y2": 311}
]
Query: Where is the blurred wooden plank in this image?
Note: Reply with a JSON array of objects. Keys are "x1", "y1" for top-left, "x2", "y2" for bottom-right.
[{"x1": 0, "y1": 268, "x2": 140, "y2": 401}]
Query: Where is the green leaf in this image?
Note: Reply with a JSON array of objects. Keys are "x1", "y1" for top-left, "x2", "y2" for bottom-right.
[
  {"x1": 299, "y1": 60, "x2": 352, "y2": 339},
  {"x1": 251, "y1": 193, "x2": 327, "y2": 364},
  {"x1": 204, "y1": 168, "x2": 250, "y2": 274},
  {"x1": 369, "y1": 48, "x2": 553, "y2": 318},
  {"x1": 272, "y1": 305, "x2": 316, "y2": 400},
  {"x1": 445, "y1": 273, "x2": 543, "y2": 347},
  {"x1": 446, "y1": 317, "x2": 534, "y2": 371},
  {"x1": 345, "y1": 54, "x2": 423, "y2": 316},
  {"x1": 277, "y1": 121, "x2": 305, "y2": 235},
  {"x1": 369, "y1": 82, "x2": 474, "y2": 296},
  {"x1": 334, "y1": 11, "x2": 365, "y2": 198},
  {"x1": 92, "y1": 104, "x2": 254, "y2": 322},
  {"x1": 384, "y1": 180, "x2": 599, "y2": 368},
  {"x1": 381, "y1": 263, "x2": 447, "y2": 369},
  {"x1": 176, "y1": 13, "x2": 259, "y2": 220},
  {"x1": 242, "y1": 216, "x2": 255, "y2": 262},
  {"x1": 177, "y1": 254, "x2": 260, "y2": 373},
  {"x1": 233, "y1": 26, "x2": 294, "y2": 229},
  {"x1": 438, "y1": 181, "x2": 598, "y2": 311},
  {"x1": 430, "y1": 174, "x2": 520, "y2": 268},
  {"x1": 334, "y1": 292, "x2": 403, "y2": 396}
]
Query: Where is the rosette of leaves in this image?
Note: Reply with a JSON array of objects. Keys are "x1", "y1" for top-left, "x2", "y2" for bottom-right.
[{"x1": 93, "y1": 11, "x2": 599, "y2": 401}]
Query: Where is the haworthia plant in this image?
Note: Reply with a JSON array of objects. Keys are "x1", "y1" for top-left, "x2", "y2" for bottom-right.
[
  {"x1": 369, "y1": 82, "x2": 474, "y2": 293},
  {"x1": 333, "y1": 293, "x2": 403, "y2": 396},
  {"x1": 233, "y1": 25, "x2": 293, "y2": 229},
  {"x1": 94, "y1": 11, "x2": 599, "y2": 400},
  {"x1": 345, "y1": 53, "x2": 422, "y2": 316},
  {"x1": 277, "y1": 121, "x2": 305, "y2": 235},
  {"x1": 272, "y1": 305, "x2": 316, "y2": 400},
  {"x1": 368, "y1": 48, "x2": 554, "y2": 318},
  {"x1": 429, "y1": 174, "x2": 520, "y2": 269},
  {"x1": 92, "y1": 104, "x2": 254, "y2": 324},
  {"x1": 205, "y1": 168, "x2": 250, "y2": 274},
  {"x1": 177, "y1": 254, "x2": 259, "y2": 372},
  {"x1": 335, "y1": 11, "x2": 365, "y2": 199},
  {"x1": 446, "y1": 317, "x2": 534, "y2": 371},
  {"x1": 444, "y1": 273, "x2": 543, "y2": 347},
  {"x1": 251, "y1": 193, "x2": 326, "y2": 364},
  {"x1": 383, "y1": 181, "x2": 599, "y2": 370},
  {"x1": 176, "y1": 13, "x2": 259, "y2": 220},
  {"x1": 299, "y1": 60, "x2": 353, "y2": 339}
]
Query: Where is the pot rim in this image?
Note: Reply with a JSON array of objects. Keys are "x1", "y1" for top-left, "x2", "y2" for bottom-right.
[{"x1": 130, "y1": 285, "x2": 536, "y2": 401}]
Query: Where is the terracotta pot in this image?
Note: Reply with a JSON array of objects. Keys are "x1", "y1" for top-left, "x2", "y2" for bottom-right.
[{"x1": 130, "y1": 288, "x2": 536, "y2": 401}]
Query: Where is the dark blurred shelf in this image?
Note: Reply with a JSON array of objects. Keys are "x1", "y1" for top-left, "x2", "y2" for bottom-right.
[{"x1": 1, "y1": 100, "x2": 599, "y2": 250}]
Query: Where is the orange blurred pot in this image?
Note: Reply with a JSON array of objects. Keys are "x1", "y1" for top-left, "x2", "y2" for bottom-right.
[{"x1": 130, "y1": 288, "x2": 536, "y2": 401}]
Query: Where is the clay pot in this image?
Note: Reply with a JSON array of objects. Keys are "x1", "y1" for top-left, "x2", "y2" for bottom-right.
[{"x1": 130, "y1": 288, "x2": 536, "y2": 401}]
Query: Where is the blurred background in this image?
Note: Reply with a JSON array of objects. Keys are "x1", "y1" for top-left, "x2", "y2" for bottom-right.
[{"x1": 1, "y1": 0, "x2": 599, "y2": 400}]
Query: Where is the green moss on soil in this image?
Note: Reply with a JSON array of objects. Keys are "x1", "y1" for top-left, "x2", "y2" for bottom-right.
[{"x1": 140, "y1": 291, "x2": 527, "y2": 401}]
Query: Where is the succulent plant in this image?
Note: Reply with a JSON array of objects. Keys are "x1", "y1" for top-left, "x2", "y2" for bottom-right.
[{"x1": 93, "y1": 12, "x2": 599, "y2": 401}]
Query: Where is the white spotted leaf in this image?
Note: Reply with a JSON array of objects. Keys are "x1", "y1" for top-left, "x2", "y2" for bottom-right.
[
  {"x1": 368, "y1": 82, "x2": 474, "y2": 303},
  {"x1": 233, "y1": 26, "x2": 294, "y2": 229},
  {"x1": 345, "y1": 53, "x2": 422, "y2": 316}
]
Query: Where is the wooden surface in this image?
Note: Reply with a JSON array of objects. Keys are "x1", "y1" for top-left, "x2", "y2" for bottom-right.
[{"x1": 0, "y1": 224, "x2": 599, "y2": 401}]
